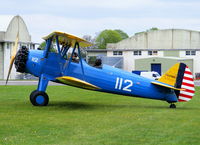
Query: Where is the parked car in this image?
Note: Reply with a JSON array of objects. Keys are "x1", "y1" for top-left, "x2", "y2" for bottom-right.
[{"x1": 132, "y1": 71, "x2": 161, "y2": 80}]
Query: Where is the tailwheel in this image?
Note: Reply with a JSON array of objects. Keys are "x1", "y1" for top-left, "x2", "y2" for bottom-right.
[
  {"x1": 169, "y1": 103, "x2": 176, "y2": 109},
  {"x1": 30, "y1": 90, "x2": 49, "y2": 106}
]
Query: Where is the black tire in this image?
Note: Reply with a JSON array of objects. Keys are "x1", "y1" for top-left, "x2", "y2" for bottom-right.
[
  {"x1": 169, "y1": 104, "x2": 176, "y2": 108},
  {"x1": 30, "y1": 90, "x2": 49, "y2": 106},
  {"x1": 30, "y1": 90, "x2": 37, "y2": 98}
]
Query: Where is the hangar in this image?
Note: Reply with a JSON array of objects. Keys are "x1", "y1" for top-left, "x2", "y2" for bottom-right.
[
  {"x1": 105, "y1": 29, "x2": 200, "y2": 78},
  {"x1": 0, "y1": 15, "x2": 35, "y2": 79}
]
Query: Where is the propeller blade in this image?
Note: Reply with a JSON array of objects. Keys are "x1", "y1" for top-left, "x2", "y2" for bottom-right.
[{"x1": 5, "y1": 33, "x2": 19, "y2": 85}]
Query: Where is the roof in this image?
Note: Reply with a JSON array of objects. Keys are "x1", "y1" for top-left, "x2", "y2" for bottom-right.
[
  {"x1": 86, "y1": 49, "x2": 107, "y2": 52},
  {"x1": 43, "y1": 31, "x2": 93, "y2": 48},
  {"x1": 0, "y1": 15, "x2": 31, "y2": 42},
  {"x1": 107, "y1": 29, "x2": 200, "y2": 50},
  {"x1": 135, "y1": 56, "x2": 193, "y2": 60}
]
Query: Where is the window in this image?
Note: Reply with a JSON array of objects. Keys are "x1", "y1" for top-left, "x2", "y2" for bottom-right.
[
  {"x1": 113, "y1": 51, "x2": 123, "y2": 56},
  {"x1": 148, "y1": 51, "x2": 158, "y2": 56},
  {"x1": 7, "y1": 43, "x2": 10, "y2": 49},
  {"x1": 186, "y1": 51, "x2": 196, "y2": 56},
  {"x1": 148, "y1": 51, "x2": 152, "y2": 55},
  {"x1": 133, "y1": 50, "x2": 142, "y2": 56},
  {"x1": 186, "y1": 51, "x2": 190, "y2": 55},
  {"x1": 191, "y1": 51, "x2": 196, "y2": 55}
]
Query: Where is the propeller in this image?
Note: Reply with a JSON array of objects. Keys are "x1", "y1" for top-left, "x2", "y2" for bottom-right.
[{"x1": 5, "y1": 33, "x2": 19, "y2": 85}]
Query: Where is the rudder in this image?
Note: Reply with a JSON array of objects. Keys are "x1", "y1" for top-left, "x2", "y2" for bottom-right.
[{"x1": 157, "y1": 63, "x2": 195, "y2": 102}]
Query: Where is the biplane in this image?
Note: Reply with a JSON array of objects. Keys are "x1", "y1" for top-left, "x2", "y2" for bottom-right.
[{"x1": 6, "y1": 31, "x2": 195, "y2": 108}]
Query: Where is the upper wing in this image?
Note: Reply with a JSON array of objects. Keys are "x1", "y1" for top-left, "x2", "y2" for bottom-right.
[{"x1": 43, "y1": 31, "x2": 93, "y2": 48}]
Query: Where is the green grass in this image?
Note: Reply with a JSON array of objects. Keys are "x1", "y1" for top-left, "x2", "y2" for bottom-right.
[{"x1": 0, "y1": 85, "x2": 199, "y2": 145}]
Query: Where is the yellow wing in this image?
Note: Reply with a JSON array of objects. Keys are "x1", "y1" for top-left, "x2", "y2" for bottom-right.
[
  {"x1": 56, "y1": 76, "x2": 100, "y2": 90},
  {"x1": 43, "y1": 31, "x2": 93, "y2": 48}
]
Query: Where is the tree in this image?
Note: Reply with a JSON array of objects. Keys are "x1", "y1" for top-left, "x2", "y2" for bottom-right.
[
  {"x1": 83, "y1": 35, "x2": 93, "y2": 42},
  {"x1": 114, "y1": 29, "x2": 129, "y2": 39},
  {"x1": 146, "y1": 27, "x2": 159, "y2": 32},
  {"x1": 135, "y1": 27, "x2": 159, "y2": 35},
  {"x1": 38, "y1": 41, "x2": 57, "y2": 52},
  {"x1": 82, "y1": 35, "x2": 97, "y2": 49},
  {"x1": 39, "y1": 41, "x2": 46, "y2": 50},
  {"x1": 96, "y1": 29, "x2": 126, "y2": 49}
]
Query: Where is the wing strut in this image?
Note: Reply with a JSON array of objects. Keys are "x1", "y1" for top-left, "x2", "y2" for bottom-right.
[{"x1": 66, "y1": 42, "x2": 85, "y2": 80}]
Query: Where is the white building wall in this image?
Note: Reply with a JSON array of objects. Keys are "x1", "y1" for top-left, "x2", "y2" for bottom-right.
[
  {"x1": 158, "y1": 51, "x2": 164, "y2": 57},
  {"x1": 0, "y1": 44, "x2": 3, "y2": 79},
  {"x1": 148, "y1": 30, "x2": 173, "y2": 49},
  {"x1": 179, "y1": 51, "x2": 200, "y2": 74},
  {"x1": 3, "y1": 43, "x2": 10, "y2": 79},
  {"x1": 172, "y1": 30, "x2": 190, "y2": 49},
  {"x1": 107, "y1": 51, "x2": 114, "y2": 57},
  {"x1": 108, "y1": 50, "x2": 164, "y2": 72},
  {"x1": 123, "y1": 51, "x2": 134, "y2": 71},
  {"x1": 191, "y1": 32, "x2": 200, "y2": 49}
]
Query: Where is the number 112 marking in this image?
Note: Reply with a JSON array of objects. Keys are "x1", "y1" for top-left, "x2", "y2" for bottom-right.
[{"x1": 115, "y1": 77, "x2": 133, "y2": 92}]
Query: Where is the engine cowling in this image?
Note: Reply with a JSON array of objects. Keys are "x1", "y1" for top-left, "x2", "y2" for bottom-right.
[{"x1": 14, "y1": 46, "x2": 29, "y2": 73}]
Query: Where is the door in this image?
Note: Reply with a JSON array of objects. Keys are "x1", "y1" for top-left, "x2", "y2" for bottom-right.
[{"x1": 151, "y1": 63, "x2": 161, "y2": 75}]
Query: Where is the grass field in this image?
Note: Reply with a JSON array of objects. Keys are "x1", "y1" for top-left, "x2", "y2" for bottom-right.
[{"x1": 0, "y1": 85, "x2": 199, "y2": 145}]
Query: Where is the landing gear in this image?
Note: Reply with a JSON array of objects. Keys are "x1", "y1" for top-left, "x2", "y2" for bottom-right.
[
  {"x1": 169, "y1": 103, "x2": 176, "y2": 108},
  {"x1": 30, "y1": 90, "x2": 49, "y2": 106}
]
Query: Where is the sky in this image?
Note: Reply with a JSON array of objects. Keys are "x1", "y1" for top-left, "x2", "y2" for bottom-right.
[{"x1": 0, "y1": 0, "x2": 200, "y2": 43}]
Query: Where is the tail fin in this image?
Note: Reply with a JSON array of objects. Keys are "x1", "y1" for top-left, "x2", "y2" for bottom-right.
[{"x1": 158, "y1": 63, "x2": 195, "y2": 102}]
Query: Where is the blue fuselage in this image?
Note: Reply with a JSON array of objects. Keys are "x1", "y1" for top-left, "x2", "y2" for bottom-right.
[{"x1": 25, "y1": 50, "x2": 178, "y2": 103}]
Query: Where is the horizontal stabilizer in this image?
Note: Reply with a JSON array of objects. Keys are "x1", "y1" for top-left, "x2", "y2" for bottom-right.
[
  {"x1": 151, "y1": 81, "x2": 184, "y2": 91},
  {"x1": 56, "y1": 76, "x2": 100, "y2": 90}
]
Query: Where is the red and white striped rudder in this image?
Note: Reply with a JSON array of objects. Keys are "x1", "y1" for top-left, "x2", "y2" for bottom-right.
[{"x1": 178, "y1": 66, "x2": 195, "y2": 102}]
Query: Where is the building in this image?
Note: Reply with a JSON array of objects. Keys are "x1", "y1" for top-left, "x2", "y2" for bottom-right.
[
  {"x1": 0, "y1": 15, "x2": 36, "y2": 79},
  {"x1": 105, "y1": 29, "x2": 200, "y2": 78}
]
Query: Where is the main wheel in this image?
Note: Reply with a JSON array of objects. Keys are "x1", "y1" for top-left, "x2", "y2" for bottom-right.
[
  {"x1": 30, "y1": 90, "x2": 49, "y2": 106},
  {"x1": 169, "y1": 104, "x2": 176, "y2": 108}
]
